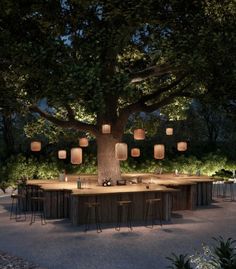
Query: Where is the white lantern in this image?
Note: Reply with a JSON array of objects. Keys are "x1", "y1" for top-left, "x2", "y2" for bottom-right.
[
  {"x1": 58, "y1": 150, "x2": 67, "y2": 159},
  {"x1": 131, "y1": 148, "x2": 140, "y2": 157},
  {"x1": 71, "y1": 148, "x2": 82, "y2": 164},
  {"x1": 154, "y1": 144, "x2": 165, "y2": 159},
  {"x1": 166, "y1": 128, "x2": 173, "y2": 135},
  {"x1": 102, "y1": 124, "x2": 111, "y2": 134},
  {"x1": 30, "y1": 141, "x2": 41, "y2": 152},
  {"x1": 79, "y1": 138, "x2": 89, "y2": 147},
  {"x1": 133, "y1": 128, "x2": 145, "y2": 140},
  {"x1": 177, "y1": 142, "x2": 187, "y2": 151},
  {"x1": 115, "y1": 143, "x2": 128, "y2": 160}
]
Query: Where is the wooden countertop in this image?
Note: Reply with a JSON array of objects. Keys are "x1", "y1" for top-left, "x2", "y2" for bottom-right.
[
  {"x1": 26, "y1": 180, "x2": 178, "y2": 194},
  {"x1": 123, "y1": 173, "x2": 213, "y2": 183},
  {"x1": 26, "y1": 174, "x2": 213, "y2": 194}
]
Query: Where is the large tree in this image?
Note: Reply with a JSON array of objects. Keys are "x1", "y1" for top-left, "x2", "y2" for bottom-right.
[{"x1": 0, "y1": 0, "x2": 235, "y2": 184}]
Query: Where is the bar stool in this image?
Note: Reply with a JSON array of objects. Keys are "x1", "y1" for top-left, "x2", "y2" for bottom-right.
[
  {"x1": 115, "y1": 200, "x2": 133, "y2": 231},
  {"x1": 144, "y1": 198, "x2": 162, "y2": 228},
  {"x1": 10, "y1": 193, "x2": 26, "y2": 221},
  {"x1": 30, "y1": 189, "x2": 46, "y2": 225},
  {"x1": 223, "y1": 181, "x2": 235, "y2": 201},
  {"x1": 84, "y1": 201, "x2": 102, "y2": 233}
]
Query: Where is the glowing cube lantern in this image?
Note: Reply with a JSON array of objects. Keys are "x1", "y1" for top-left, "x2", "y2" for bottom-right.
[
  {"x1": 154, "y1": 144, "x2": 165, "y2": 159},
  {"x1": 133, "y1": 128, "x2": 145, "y2": 140},
  {"x1": 71, "y1": 148, "x2": 82, "y2": 164},
  {"x1": 177, "y1": 142, "x2": 187, "y2": 151},
  {"x1": 58, "y1": 150, "x2": 67, "y2": 159},
  {"x1": 166, "y1": 128, "x2": 173, "y2": 135},
  {"x1": 30, "y1": 141, "x2": 41, "y2": 152},
  {"x1": 79, "y1": 138, "x2": 89, "y2": 147},
  {"x1": 115, "y1": 143, "x2": 128, "y2": 160},
  {"x1": 131, "y1": 148, "x2": 140, "y2": 157},
  {"x1": 102, "y1": 124, "x2": 111, "y2": 134}
]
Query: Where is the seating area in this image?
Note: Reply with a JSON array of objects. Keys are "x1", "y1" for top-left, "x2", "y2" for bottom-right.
[{"x1": 1, "y1": 190, "x2": 236, "y2": 269}]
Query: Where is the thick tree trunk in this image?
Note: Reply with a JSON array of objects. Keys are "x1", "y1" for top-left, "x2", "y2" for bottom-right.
[{"x1": 96, "y1": 134, "x2": 122, "y2": 185}]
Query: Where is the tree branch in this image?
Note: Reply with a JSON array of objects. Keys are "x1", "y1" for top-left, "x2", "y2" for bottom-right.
[
  {"x1": 130, "y1": 63, "x2": 179, "y2": 83},
  {"x1": 142, "y1": 83, "x2": 193, "y2": 113},
  {"x1": 30, "y1": 105, "x2": 98, "y2": 136},
  {"x1": 114, "y1": 80, "x2": 193, "y2": 133},
  {"x1": 118, "y1": 73, "x2": 188, "y2": 122},
  {"x1": 139, "y1": 73, "x2": 188, "y2": 103}
]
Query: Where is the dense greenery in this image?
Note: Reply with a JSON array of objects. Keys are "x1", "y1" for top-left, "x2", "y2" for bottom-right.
[{"x1": 1, "y1": 151, "x2": 236, "y2": 193}]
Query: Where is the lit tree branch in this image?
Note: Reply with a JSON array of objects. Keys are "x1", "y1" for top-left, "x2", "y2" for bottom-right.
[
  {"x1": 130, "y1": 63, "x2": 180, "y2": 83},
  {"x1": 30, "y1": 105, "x2": 98, "y2": 136}
]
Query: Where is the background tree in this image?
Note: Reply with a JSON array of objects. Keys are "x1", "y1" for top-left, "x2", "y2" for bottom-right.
[{"x1": 0, "y1": 0, "x2": 235, "y2": 184}]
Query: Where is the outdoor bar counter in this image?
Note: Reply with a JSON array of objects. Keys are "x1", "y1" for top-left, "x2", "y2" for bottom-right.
[{"x1": 24, "y1": 174, "x2": 213, "y2": 225}]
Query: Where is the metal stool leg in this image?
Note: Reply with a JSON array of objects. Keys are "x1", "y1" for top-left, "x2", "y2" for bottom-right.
[
  {"x1": 116, "y1": 206, "x2": 122, "y2": 231},
  {"x1": 145, "y1": 202, "x2": 150, "y2": 227},
  {"x1": 158, "y1": 202, "x2": 162, "y2": 227},
  {"x1": 127, "y1": 204, "x2": 133, "y2": 230},
  {"x1": 10, "y1": 197, "x2": 15, "y2": 219},
  {"x1": 84, "y1": 206, "x2": 91, "y2": 232},
  {"x1": 145, "y1": 200, "x2": 162, "y2": 228},
  {"x1": 95, "y1": 206, "x2": 102, "y2": 233},
  {"x1": 41, "y1": 202, "x2": 46, "y2": 225},
  {"x1": 30, "y1": 201, "x2": 35, "y2": 225}
]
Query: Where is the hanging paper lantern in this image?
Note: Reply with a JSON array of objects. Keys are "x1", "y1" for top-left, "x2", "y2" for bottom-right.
[
  {"x1": 115, "y1": 143, "x2": 128, "y2": 160},
  {"x1": 177, "y1": 142, "x2": 187, "y2": 151},
  {"x1": 133, "y1": 128, "x2": 145, "y2": 140},
  {"x1": 131, "y1": 148, "x2": 140, "y2": 157},
  {"x1": 79, "y1": 138, "x2": 89, "y2": 147},
  {"x1": 154, "y1": 144, "x2": 165, "y2": 159},
  {"x1": 102, "y1": 124, "x2": 111, "y2": 134},
  {"x1": 71, "y1": 148, "x2": 82, "y2": 164},
  {"x1": 166, "y1": 128, "x2": 173, "y2": 135},
  {"x1": 58, "y1": 150, "x2": 67, "y2": 159},
  {"x1": 30, "y1": 141, "x2": 41, "y2": 152}
]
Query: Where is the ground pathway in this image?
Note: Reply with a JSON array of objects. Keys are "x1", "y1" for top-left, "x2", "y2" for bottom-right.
[{"x1": 0, "y1": 194, "x2": 235, "y2": 269}]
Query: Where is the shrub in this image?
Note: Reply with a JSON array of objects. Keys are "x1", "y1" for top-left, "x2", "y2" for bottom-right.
[
  {"x1": 167, "y1": 237, "x2": 236, "y2": 269},
  {"x1": 166, "y1": 253, "x2": 193, "y2": 269},
  {"x1": 212, "y1": 236, "x2": 236, "y2": 269}
]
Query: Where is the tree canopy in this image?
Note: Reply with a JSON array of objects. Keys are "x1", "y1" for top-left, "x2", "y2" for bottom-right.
[{"x1": 0, "y1": 0, "x2": 235, "y2": 182}]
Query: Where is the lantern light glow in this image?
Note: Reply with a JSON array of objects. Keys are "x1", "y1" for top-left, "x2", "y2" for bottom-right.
[
  {"x1": 154, "y1": 144, "x2": 165, "y2": 159},
  {"x1": 115, "y1": 143, "x2": 128, "y2": 160}
]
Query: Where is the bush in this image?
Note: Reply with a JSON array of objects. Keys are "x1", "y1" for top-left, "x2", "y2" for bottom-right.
[
  {"x1": 166, "y1": 237, "x2": 236, "y2": 269},
  {"x1": 166, "y1": 253, "x2": 192, "y2": 269}
]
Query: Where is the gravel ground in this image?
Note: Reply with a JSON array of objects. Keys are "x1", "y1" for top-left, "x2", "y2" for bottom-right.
[
  {"x1": 0, "y1": 250, "x2": 45, "y2": 269},
  {"x1": 0, "y1": 190, "x2": 235, "y2": 269}
]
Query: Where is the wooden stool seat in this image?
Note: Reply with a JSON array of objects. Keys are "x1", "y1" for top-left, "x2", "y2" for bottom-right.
[
  {"x1": 11, "y1": 194, "x2": 24, "y2": 199},
  {"x1": 145, "y1": 198, "x2": 162, "y2": 228},
  {"x1": 117, "y1": 200, "x2": 132, "y2": 206},
  {"x1": 146, "y1": 198, "x2": 161, "y2": 203}
]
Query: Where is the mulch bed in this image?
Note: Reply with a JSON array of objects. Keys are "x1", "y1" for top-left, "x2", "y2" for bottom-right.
[{"x1": 0, "y1": 250, "x2": 46, "y2": 269}]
